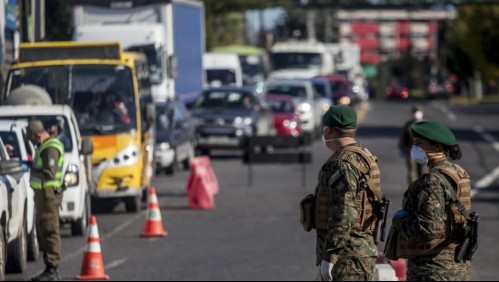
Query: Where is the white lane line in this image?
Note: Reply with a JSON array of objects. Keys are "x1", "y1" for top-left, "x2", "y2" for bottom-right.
[
  {"x1": 105, "y1": 258, "x2": 128, "y2": 270},
  {"x1": 474, "y1": 126, "x2": 499, "y2": 152},
  {"x1": 431, "y1": 102, "x2": 458, "y2": 122},
  {"x1": 471, "y1": 166, "x2": 499, "y2": 198},
  {"x1": 471, "y1": 126, "x2": 499, "y2": 197},
  {"x1": 61, "y1": 211, "x2": 145, "y2": 264}
]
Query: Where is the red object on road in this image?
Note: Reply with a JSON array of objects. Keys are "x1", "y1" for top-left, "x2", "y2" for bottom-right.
[
  {"x1": 76, "y1": 216, "x2": 109, "y2": 280},
  {"x1": 186, "y1": 156, "x2": 218, "y2": 209},
  {"x1": 141, "y1": 187, "x2": 168, "y2": 238},
  {"x1": 376, "y1": 252, "x2": 407, "y2": 281},
  {"x1": 266, "y1": 94, "x2": 302, "y2": 137}
]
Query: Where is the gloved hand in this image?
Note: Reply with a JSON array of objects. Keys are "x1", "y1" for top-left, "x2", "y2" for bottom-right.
[
  {"x1": 394, "y1": 210, "x2": 409, "y2": 218},
  {"x1": 320, "y1": 260, "x2": 334, "y2": 281}
]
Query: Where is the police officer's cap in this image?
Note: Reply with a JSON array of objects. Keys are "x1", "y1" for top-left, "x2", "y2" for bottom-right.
[
  {"x1": 322, "y1": 105, "x2": 357, "y2": 129},
  {"x1": 27, "y1": 120, "x2": 45, "y2": 140},
  {"x1": 411, "y1": 121, "x2": 457, "y2": 146}
]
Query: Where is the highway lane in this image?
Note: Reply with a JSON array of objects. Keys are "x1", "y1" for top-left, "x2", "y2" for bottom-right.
[{"x1": 7, "y1": 100, "x2": 499, "y2": 281}]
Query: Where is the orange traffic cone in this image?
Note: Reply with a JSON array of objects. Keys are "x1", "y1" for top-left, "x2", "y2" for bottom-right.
[
  {"x1": 141, "y1": 187, "x2": 168, "y2": 237},
  {"x1": 76, "y1": 216, "x2": 109, "y2": 280}
]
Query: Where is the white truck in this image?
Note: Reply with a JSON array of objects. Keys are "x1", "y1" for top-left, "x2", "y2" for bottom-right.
[
  {"x1": 0, "y1": 104, "x2": 94, "y2": 237},
  {"x1": 203, "y1": 53, "x2": 243, "y2": 88},
  {"x1": 326, "y1": 43, "x2": 368, "y2": 100},
  {"x1": 269, "y1": 40, "x2": 334, "y2": 79},
  {"x1": 71, "y1": 0, "x2": 205, "y2": 104},
  {"x1": 0, "y1": 174, "x2": 7, "y2": 280}
]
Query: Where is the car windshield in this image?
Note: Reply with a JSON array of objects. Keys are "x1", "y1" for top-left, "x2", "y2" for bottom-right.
[
  {"x1": 267, "y1": 99, "x2": 295, "y2": 114},
  {"x1": 270, "y1": 52, "x2": 322, "y2": 71},
  {"x1": 206, "y1": 69, "x2": 237, "y2": 85},
  {"x1": 8, "y1": 65, "x2": 137, "y2": 136},
  {"x1": 127, "y1": 44, "x2": 163, "y2": 85},
  {"x1": 266, "y1": 85, "x2": 307, "y2": 98},
  {"x1": 0, "y1": 116, "x2": 73, "y2": 153},
  {"x1": 195, "y1": 90, "x2": 253, "y2": 109},
  {"x1": 0, "y1": 131, "x2": 21, "y2": 159}
]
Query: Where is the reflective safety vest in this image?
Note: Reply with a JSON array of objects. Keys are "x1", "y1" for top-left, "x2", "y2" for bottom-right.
[
  {"x1": 30, "y1": 138, "x2": 65, "y2": 190},
  {"x1": 396, "y1": 163, "x2": 471, "y2": 259},
  {"x1": 314, "y1": 145, "x2": 382, "y2": 231}
]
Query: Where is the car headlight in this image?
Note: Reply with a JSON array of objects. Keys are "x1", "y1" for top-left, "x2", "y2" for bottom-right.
[
  {"x1": 110, "y1": 145, "x2": 141, "y2": 167},
  {"x1": 297, "y1": 103, "x2": 311, "y2": 114},
  {"x1": 64, "y1": 164, "x2": 79, "y2": 187},
  {"x1": 158, "y1": 142, "x2": 171, "y2": 151},
  {"x1": 244, "y1": 117, "x2": 252, "y2": 126},
  {"x1": 233, "y1": 117, "x2": 243, "y2": 127}
]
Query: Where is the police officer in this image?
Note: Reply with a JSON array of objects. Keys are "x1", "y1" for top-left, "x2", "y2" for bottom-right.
[
  {"x1": 27, "y1": 120, "x2": 65, "y2": 281},
  {"x1": 316, "y1": 105, "x2": 382, "y2": 281},
  {"x1": 389, "y1": 121, "x2": 472, "y2": 280},
  {"x1": 398, "y1": 105, "x2": 425, "y2": 184}
]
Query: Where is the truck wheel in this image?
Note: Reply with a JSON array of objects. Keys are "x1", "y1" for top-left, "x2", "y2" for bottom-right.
[
  {"x1": 27, "y1": 218, "x2": 40, "y2": 261},
  {"x1": 71, "y1": 193, "x2": 90, "y2": 236},
  {"x1": 6, "y1": 218, "x2": 28, "y2": 273},
  {"x1": 0, "y1": 225, "x2": 6, "y2": 281},
  {"x1": 124, "y1": 196, "x2": 141, "y2": 213}
]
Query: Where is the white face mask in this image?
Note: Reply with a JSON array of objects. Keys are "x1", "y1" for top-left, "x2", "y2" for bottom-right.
[
  {"x1": 414, "y1": 111, "x2": 423, "y2": 121},
  {"x1": 411, "y1": 145, "x2": 428, "y2": 166}
]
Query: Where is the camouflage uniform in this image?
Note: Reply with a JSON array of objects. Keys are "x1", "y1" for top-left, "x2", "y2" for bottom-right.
[
  {"x1": 392, "y1": 160, "x2": 472, "y2": 281},
  {"x1": 315, "y1": 143, "x2": 377, "y2": 281}
]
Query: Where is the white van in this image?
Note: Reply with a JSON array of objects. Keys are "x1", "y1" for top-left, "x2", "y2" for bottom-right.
[
  {"x1": 0, "y1": 106, "x2": 94, "y2": 236},
  {"x1": 0, "y1": 120, "x2": 39, "y2": 266},
  {"x1": 203, "y1": 53, "x2": 243, "y2": 87},
  {"x1": 0, "y1": 159, "x2": 9, "y2": 280}
]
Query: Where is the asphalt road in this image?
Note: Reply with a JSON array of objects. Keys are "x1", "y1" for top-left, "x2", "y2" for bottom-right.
[{"x1": 7, "y1": 99, "x2": 499, "y2": 281}]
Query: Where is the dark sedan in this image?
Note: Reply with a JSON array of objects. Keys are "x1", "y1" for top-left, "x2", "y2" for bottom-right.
[
  {"x1": 192, "y1": 87, "x2": 273, "y2": 155},
  {"x1": 155, "y1": 99, "x2": 196, "y2": 175}
]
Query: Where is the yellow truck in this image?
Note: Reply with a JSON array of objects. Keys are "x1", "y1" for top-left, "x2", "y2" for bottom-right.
[{"x1": 3, "y1": 42, "x2": 156, "y2": 212}]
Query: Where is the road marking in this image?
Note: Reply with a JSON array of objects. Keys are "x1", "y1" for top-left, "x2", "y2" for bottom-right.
[
  {"x1": 431, "y1": 102, "x2": 457, "y2": 122},
  {"x1": 60, "y1": 211, "x2": 145, "y2": 265},
  {"x1": 471, "y1": 166, "x2": 499, "y2": 198},
  {"x1": 471, "y1": 126, "x2": 499, "y2": 197},
  {"x1": 105, "y1": 258, "x2": 128, "y2": 270},
  {"x1": 474, "y1": 126, "x2": 499, "y2": 153}
]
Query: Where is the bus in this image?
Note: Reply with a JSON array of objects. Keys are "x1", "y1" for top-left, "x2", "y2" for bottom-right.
[{"x1": 3, "y1": 42, "x2": 156, "y2": 212}]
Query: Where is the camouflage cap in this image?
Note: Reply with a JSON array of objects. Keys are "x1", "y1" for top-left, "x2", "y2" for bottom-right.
[
  {"x1": 322, "y1": 105, "x2": 357, "y2": 129},
  {"x1": 26, "y1": 120, "x2": 45, "y2": 140},
  {"x1": 411, "y1": 121, "x2": 457, "y2": 146}
]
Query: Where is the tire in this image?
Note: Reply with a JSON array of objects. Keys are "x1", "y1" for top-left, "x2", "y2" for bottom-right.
[
  {"x1": 182, "y1": 144, "x2": 195, "y2": 170},
  {"x1": 0, "y1": 225, "x2": 6, "y2": 281},
  {"x1": 124, "y1": 196, "x2": 141, "y2": 213},
  {"x1": 6, "y1": 217, "x2": 28, "y2": 273},
  {"x1": 165, "y1": 152, "x2": 176, "y2": 176},
  {"x1": 27, "y1": 219, "x2": 40, "y2": 261},
  {"x1": 71, "y1": 193, "x2": 90, "y2": 236}
]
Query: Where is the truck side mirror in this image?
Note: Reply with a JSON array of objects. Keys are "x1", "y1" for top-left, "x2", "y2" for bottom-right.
[
  {"x1": 81, "y1": 139, "x2": 94, "y2": 156},
  {"x1": 146, "y1": 103, "x2": 156, "y2": 125},
  {"x1": 168, "y1": 55, "x2": 177, "y2": 79}
]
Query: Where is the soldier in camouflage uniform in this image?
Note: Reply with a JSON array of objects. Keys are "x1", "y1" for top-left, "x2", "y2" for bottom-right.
[
  {"x1": 390, "y1": 121, "x2": 472, "y2": 281},
  {"x1": 315, "y1": 105, "x2": 381, "y2": 281}
]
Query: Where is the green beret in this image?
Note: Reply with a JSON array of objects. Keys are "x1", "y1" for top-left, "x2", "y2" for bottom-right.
[
  {"x1": 322, "y1": 105, "x2": 357, "y2": 129},
  {"x1": 411, "y1": 121, "x2": 457, "y2": 146}
]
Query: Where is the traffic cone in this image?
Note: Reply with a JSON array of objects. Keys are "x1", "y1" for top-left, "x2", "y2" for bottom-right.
[
  {"x1": 76, "y1": 216, "x2": 109, "y2": 280},
  {"x1": 141, "y1": 187, "x2": 168, "y2": 237}
]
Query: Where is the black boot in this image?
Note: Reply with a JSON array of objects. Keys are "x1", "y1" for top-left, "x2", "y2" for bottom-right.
[{"x1": 31, "y1": 267, "x2": 61, "y2": 281}]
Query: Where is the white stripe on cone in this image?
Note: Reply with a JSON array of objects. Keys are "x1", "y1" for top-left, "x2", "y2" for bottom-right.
[
  {"x1": 85, "y1": 242, "x2": 102, "y2": 253},
  {"x1": 149, "y1": 193, "x2": 158, "y2": 204},
  {"x1": 88, "y1": 224, "x2": 99, "y2": 239},
  {"x1": 147, "y1": 208, "x2": 162, "y2": 222}
]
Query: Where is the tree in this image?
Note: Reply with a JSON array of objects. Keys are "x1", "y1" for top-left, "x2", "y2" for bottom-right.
[{"x1": 445, "y1": 3, "x2": 499, "y2": 81}]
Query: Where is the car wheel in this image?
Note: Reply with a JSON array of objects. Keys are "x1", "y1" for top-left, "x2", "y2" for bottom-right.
[
  {"x1": 199, "y1": 149, "x2": 210, "y2": 156},
  {"x1": 165, "y1": 152, "x2": 176, "y2": 176},
  {"x1": 124, "y1": 196, "x2": 141, "y2": 213},
  {"x1": 27, "y1": 217, "x2": 40, "y2": 261},
  {"x1": 183, "y1": 144, "x2": 195, "y2": 170},
  {"x1": 0, "y1": 225, "x2": 6, "y2": 281},
  {"x1": 6, "y1": 217, "x2": 28, "y2": 273},
  {"x1": 71, "y1": 193, "x2": 90, "y2": 236}
]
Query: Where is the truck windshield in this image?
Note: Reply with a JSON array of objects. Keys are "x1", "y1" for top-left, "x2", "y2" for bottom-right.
[
  {"x1": 8, "y1": 65, "x2": 137, "y2": 136},
  {"x1": 270, "y1": 52, "x2": 322, "y2": 71},
  {"x1": 206, "y1": 69, "x2": 237, "y2": 86},
  {"x1": 127, "y1": 45, "x2": 163, "y2": 85}
]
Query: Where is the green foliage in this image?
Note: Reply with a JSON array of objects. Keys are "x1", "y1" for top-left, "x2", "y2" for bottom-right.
[{"x1": 446, "y1": 4, "x2": 499, "y2": 80}]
